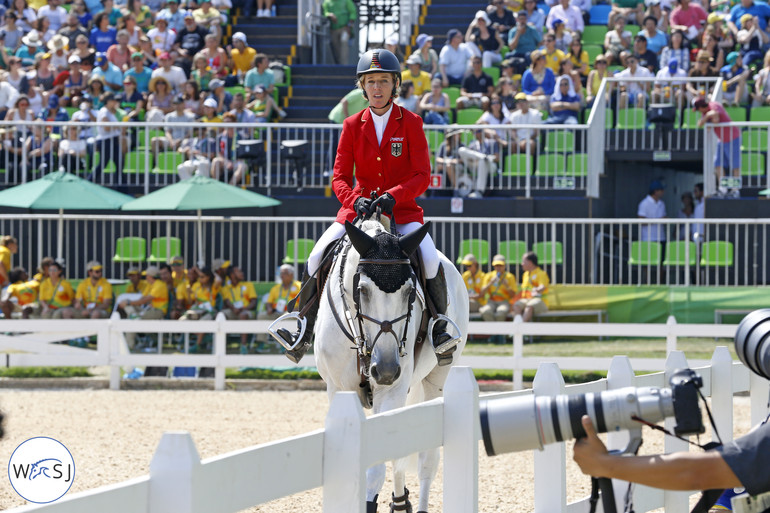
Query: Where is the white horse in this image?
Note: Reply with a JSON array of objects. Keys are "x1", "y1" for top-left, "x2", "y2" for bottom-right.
[{"x1": 314, "y1": 218, "x2": 469, "y2": 513}]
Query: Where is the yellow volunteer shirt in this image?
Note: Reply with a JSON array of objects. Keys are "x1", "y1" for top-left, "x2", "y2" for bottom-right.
[
  {"x1": 521, "y1": 266, "x2": 551, "y2": 306},
  {"x1": 0, "y1": 246, "x2": 10, "y2": 285},
  {"x1": 39, "y1": 278, "x2": 75, "y2": 309},
  {"x1": 544, "y1": 49, "x2": 566, "y2": 75},
  {"x1": 146, "y1": 279, "x2": 169, "y2": 315},
  {"x1": 483, "y1": 271, "x2": 518, "y2": 302},
  {"x1": 231, "y1": 47, "x2": 257, "y2": 75},
  {"x1": 172, "y1": 270, "x2": 187, "y2": 288},
  {"x1": 462, "y1": 269, "x2": 487, "y2": 306},
  {"x1": 175, "y1": 280, "x2": 191, "y2": 309},
  {"x1": 266, "y1": 280, "x2": 300, "y2": 313},
  {"x1": 190, "y1": 282, "x2": 220, "y2": 311},
  {"x1": 7, "y1": 280, "x2": 39, "y2": 305},
  {"x1": 201, "y1": 115, "x2": 223, "y2": 123},
  {"x1": 192, "y1": 7, "x2": 221, "y2": 24},
  {"x1": 126, "y1": 280, "x2": 149, "y2": 294},
  {"x1": 76, "y1": 277, "x2": 113, "y2": 308},
  {"x1": 400, "y1": 69, "x2": 432, "y2": 96},
  {"x1": 223, "y1": 281, "x2": 257, "y2": 309}
]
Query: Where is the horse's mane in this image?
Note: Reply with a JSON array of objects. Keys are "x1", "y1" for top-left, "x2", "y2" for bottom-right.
[{"x1": 355, "y1": 219, "x2": 413, "y2": 294}]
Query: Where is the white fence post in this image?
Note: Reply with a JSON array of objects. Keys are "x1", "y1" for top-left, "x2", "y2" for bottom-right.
[
  {"x1": 533, "y1": 363, "x2": 566, "y2": 513},
  {"x1": 512, "y1": 315, "x2": 524, "y2": 390},
  {"x1": 214, "y1": 313, "x2": 227, "y2": 391},
  {"x1": 443, "y1": 366, "x2": 479, "y2": 513},
  {"x1": 108, "y1": 313, "x2": 122, "y2": 390},
  {"x1": 710, "y1": 346, "x2": 734, "y2": 443},
  {"x1": 606, "y1": 356, "x2": 640, "y2": 512},
  {"x1": 666, "y1": 316, "x2": 677, "y2": 354},
  {"x1": 664, "y1": 351, "x2": 690, "y2": 513},
  {"x1": 750, "y1": 372, "x2": 770, "y2": 426},
  {"x1": 148, "y1": 431, "x2": 200, "y2": 513},
  {"x1": 323, "y1": 392, "x2": 366, "y2": 513}
]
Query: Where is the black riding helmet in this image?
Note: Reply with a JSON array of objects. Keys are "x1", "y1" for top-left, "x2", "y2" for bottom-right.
[{"x1": 356, "y1": 49, "x2": 401, "y2": 102}]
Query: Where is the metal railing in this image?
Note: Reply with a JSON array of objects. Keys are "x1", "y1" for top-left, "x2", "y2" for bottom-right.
[{"x1": 2, "y1": 214, "x2": 769, "y2": 286}]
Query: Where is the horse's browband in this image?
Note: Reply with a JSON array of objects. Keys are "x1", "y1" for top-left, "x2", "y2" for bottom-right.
[{"x1": 359, "y1": 259, "x2": 411, "y2": 265}]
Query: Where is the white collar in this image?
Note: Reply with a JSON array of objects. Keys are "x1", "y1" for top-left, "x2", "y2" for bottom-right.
[{"x1": 370, "y1": 104, "x2": 393, "y2": 145}]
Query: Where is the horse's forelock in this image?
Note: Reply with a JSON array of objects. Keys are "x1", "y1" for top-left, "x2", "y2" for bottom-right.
[{"x1": 357, "y1": 231, "x2": 413, "y2": 294}]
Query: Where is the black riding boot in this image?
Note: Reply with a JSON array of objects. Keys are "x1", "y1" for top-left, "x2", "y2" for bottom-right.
[
  {"x1": 366, "y1": 494, "x2": 378, "y2": 513},
  {"x1": 425, "y1": 265, "x2": 458, "y2": 367},
  {"x1": 277, "y1": 272, "x2": 319, "y2": 364}
]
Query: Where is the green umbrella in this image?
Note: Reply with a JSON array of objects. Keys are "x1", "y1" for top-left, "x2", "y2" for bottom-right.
[
  {"x1": 0, "y1": 171, "x2": 134, "y2": 258},
  {"x1": 760, "y1": 189, "x2": 770, "y2": 196},
  {"x1": 121, "y1": 175, "x2": 281, "y2": 262}
]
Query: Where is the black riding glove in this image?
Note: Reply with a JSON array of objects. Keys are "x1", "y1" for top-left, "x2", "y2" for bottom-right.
[
  {"x1": 371, "y1": 193, "x2": 396, "y2": 215},
  {"x1": 354, "y1": 196, "x2": 373, "y2": 217}
]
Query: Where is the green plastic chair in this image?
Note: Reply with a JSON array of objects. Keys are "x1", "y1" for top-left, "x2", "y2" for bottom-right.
[
  {"x1": 741, "y1": 152, "x2": 765, "y2": 176},
  {"x1": 532, "y1": 241, "x2": 563, "y2": 265},
  {"x1": 724, "y1": 106, "x2": 747, "y2": 122},
  {"x1": 741, "y1": 129, "x2": 769, "y2": 152},
  {"x1": 616, "y1": 108, "x2": 646, "y2": 129},
  {"x1": 482, "y1": 66, "x2": 501, "y2": 85},
  {"x1": 584, "y1": 44, "x2": 603, "y2": 63},
  {"x1": 425, "y1": 130, "x2": 445, "y2": 151},
  {"x1": 700, "y1": 241, "x2": 734, "y2": 267},
  {"x1": 456, "y1": 239, "x2": 490, "y2": 266},
  {"x1": 544, "y1": 131, "x2": 574, "y2": 153},
  {"x1": 148, "y1": 237, "x2": 182, "y2": 263},
  {"x1": 662, "y1": 241, "x2": 697, "y2": 266},
  {"x1": 153, "y1": 151, "x2": 186, "y2": 174},
  {"x1": 501, "y1": 153, "x2": 534, "y2": 176},
  {"x1": 750, "y1": 106, "x2": 770, "y2": 122},
  {"x1": 566, "y1": 153, "x2": 588, "y2": 176},
  {"x1": 123, "y1": 150, "x2": 146, "y2": 174},
  {"x1": 445, "y1": 87, "x2": 461, "y2": 108},
  {"x1": 136, "y1": 129, "x2": 165, "y2": 149},
  {"x1": 628, "y1": 241, "x2": 662, "y2": 266},
  {"x1": 225, "y1": 85, "x2": 246, "y2": 96},
  {"x1": 626, "y1": 25, "x2": 640, "y2": 37},
  {"x1": 681, "y1": 109, "x2": 702, "y2": 128},
  {"x1": 536, "y1": 154, "x2": 566, "y2": 176},
  {"x1": 113, "y1": 237, "x2": 147, "y2": 263},
  {"x1": 582, "y1": 26, "x2": 608, "y2": 46},
  {"x1": 497, "y1": 240, "x2": 528, "y2": 267},
  {"x1": 456, "y1": 108, "x2": 483, "y2": 125},
  {"x1": 283, "y1": 239, "x2": 315, "y2": 265}
]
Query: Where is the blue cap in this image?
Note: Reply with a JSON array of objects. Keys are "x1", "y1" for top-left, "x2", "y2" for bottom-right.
[
  {"x1": 95, "y1": 52, "x2": 107, "y2": 66},
  {"x1": 649, "y1": 180, "x2": 665, "y2": 193},
  {"x1": 48, "y1": 93, "x2": 59, "y2": 108},
  {"x1": 447, "y1": 28, "x2": 462, "y2": 41},
  {"x1": 668, "y1": 59, "x2": 678, "y2": 73}
]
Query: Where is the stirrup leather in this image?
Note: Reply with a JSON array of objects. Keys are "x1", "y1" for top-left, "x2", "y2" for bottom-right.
[
  {"x1": 268, "y1": 312, "x2": 308, "y2": 351},
  {"x1": 428, "y1": 314, "x2": 462, "y2": 354}
]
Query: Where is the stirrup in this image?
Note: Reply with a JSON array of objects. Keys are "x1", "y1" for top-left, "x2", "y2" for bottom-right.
[
  {"x1": 268, "y1": 312, "x2": 307, "y2": 351},
  {"x1": 428, "y1": 314, "x2": 462, "y2": 354}
]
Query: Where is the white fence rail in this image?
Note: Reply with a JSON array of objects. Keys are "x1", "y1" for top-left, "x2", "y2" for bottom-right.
[{"x1": 6, "y1": 351, "x2": 769, "y2": 513}]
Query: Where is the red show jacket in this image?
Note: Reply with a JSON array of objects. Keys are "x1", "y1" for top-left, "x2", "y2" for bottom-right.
[{"x1": 332, "y1": 104, "x2": 431, "y2": 225}]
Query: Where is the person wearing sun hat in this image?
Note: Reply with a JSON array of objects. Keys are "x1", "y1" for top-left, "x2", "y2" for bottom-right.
[
  {"x1": 147, "y1": 14, "x2": 176, "y2": 55},
  {"x1": 466, "y1": 9, "x2": 505, "y2": 68},
  {"x1": 461, "y1": 254, "x2": 486, "y2": 313},
  {"x1": 479, "y1": 254, "x2": 518, "y2": 324},
  {"x1": 720, "y1": 51, "x2": 750, "y2": 106},
  {"x1": 74, "y1": 261, "x2": 113, "y2": 319},
  {"x1": 17, "y1": 30, "x2": 45, "y2": 67},
  {"x1": 408, "y1": 33, "x2": 439, "y2": 76}
]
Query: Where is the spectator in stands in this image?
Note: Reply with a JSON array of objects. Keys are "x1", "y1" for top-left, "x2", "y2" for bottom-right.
[
  {"x1": 522, "y1": 0, "x2": 546, "y2": 32},
  {"x1": 551, "y1": 20, "x2": 573, "y2": 53},
  {"x1": 9, "y1": 0, "x2": 36, "y2": 33},
  {"x1": 25, "y1": 122, "x2": 54, "y2": 172},
  {"x1": 617, "y1": 54, "x2": 653, "y2": 109},
  {"x1": 35, "y1": 54, "x2": 56, "y2": 91},
  {"x1": 693, "y1": 182, "x2": 704, "y2": 238},
  {"x1": 604, "y1": 16, "x2": 632, "y2": 66},
  {"x1": 195, "y1": 0, "x2": 224, "y2": 38},
  {"x1": 402, "y1": 56, "x2": 432, "y2": 96},
  {"x1": 609, "y1": 0, "x2": 644, "y2": 27},
  {"x1": 547, "y1": 0, "x2": 584, "y2": 33},
  {"x1": 509, "y1": 92, "x2": 541, "y2": 155},
  {"x1": 721, "y1": 52, "x2": 750, "y2": 106},
  {"x1": 180, "y1": 265, "x2": 220, "y2": 351},
  {"x1": 545, "y1": 74, "x2": 580, "y2": 124},
  {"x1": 498, "y1": 75, "x2": 518, "y2": 114},
  {"x1": 1, "y1": 266, "x2": 39, "y2": 319},
  {"x1": 191, "y1": 52, "x2": 214, "y2": 92},
  {"x1": 153, "y1": 94, "x2": 195, "y2": 153},
  {"x1": 200, "y1": 33, "x2": 229, "y2": 80},
  {"x1": 328, "y1": 87, "x2": 368, "y2": 122},
  {"x1": 694, "y1": 97, "x2": 742, "y2": 197},
  {"x1": 729, "y1": 0, "x2": 770, "y2": 35},
  {"x1": 42, "y1": 93, "x2": 69, "y2": 130},
  {"x1": 687, "y1": 51, "x2": 719, "y2": 99},
  {"x1": 90, "y1": 12, "x2": 118, "y2": 54},
  {"x1": 173, "y1": 266, "x2": 194, "y2": 318},
  {"x1": 507, "y1": 10, "x2": 542, "y2": 73},
  {"x1": 159, "y1": 0, "x2": 186, "y2": 33},
  {"x1": 207, "y1": 78, "x2": 232, "y2": 115},
  {"x1": 567, "y1": 39, "x2": 589, "y2": 84},
  {"x1": 323, "y1": 0, "x2": 356, "y2": 65},
  {"x1": 410, "y1": 33, "x2": 439, "y2": 78},
  {"x1": 395, "y1": 79, "x2": 418, "y2": 112},
  {"x1": 457, "y1": 55, "x2": 495, "y2": 110},
  {"x1": 70, "y1": 1, "x2": 92, "y2": 29},
  {"x1": 466, "y1": 10, "x2": 505, "y2": 69},
  {"x1": 586, "y1": 55, "x2": 611, "y2": 107},
  {"x1": 670, "y1": 0, "x2": 707, "y2": 41},
  {"x1": 512, "y1": 251, "x2": 550, "y2": 322},
  {"x1": 478, "y1": 92, "x2": 512, "y2": 139},
  {"x1": 175, "y1": 13, "x2": 208, "y2": 72},
  {"x1": 702, "y1": 31, "x2": 726, "y2": 71},
  {"x1": 123, "y1": 52, "x2": 151, "y2": 94},
  {"x1": 148, "y1": 75, "x2": 174, "y2": 118},
  {"x1": 0, "y1": 12, "x2": 26, "y2": 53},
  {"x1": 229, "y1": 92, "x2": 257, "y2": 135},
  {"x1": 420, "y1": 77, "x2": 451, "y2": 124},
  {"x1": 118, "y1": 266, "x2": 168, "y2": 348},
  {"x1": 45, "y1": 37, "x2": 68, "y2": 76},
  {"x1": 71, "y1": 100, "x2": 98, "y2": 141},
  {"x1": 152, "y1": 52, "x2": 187, "y2": 94},
  {"x1": 488, "y1": 0, "x2": 515, "y2": 36},
  {"x1": 659, "y1": 29, "x2": 689, "y2": 72},
  {"x1": 17, "y1": 30, "x2": 44, "y2": 67},
  {"x1": 183, "y1": 79, "x2": 203, "y2": 115},
  {"x1": 170, "y1": 257, "x2": 186, "y2": 287},
  {"x1": 38, "y1": 0, "x2": 66, "y2": 33},
  {"x1": 522, "y1": 50, "x2": 555, "y2": 110},
  {"x1": 752, "y1": 49, "x2": 770, "y2": 106},
  {"x1": 0, "y1": 236, "x2": 18, "y2": 289},
  {"x1": 652, "y1": 58, "x2": 688, "y2": 105},
  {"x1": 72, "y1": 34, "x2": 96, "y2": 69},
  {"x1": 439, "y1": 28, "x2": 474, "y2": 87},
  {"x1": 710, "y1": 14, "x2": 736, "y2": 52},
  {"x1": 118, "y1": 75, "x2": 142, "y2": 111},
  {"x1": 39, "y1": 261, "x2": 76, "y2": 319},
  {"x1": 642, "y1": 15, "x2": 668, "y2": 55},
  {"x1": 638, "y1": 180, "x2": 667, "y2": 242},
  {"x1": 211, "y1": 112, "x2": 248, "y2": 184},
  {"x1": 478, "y1": 253, "x2": 517, "y2": 323},
  {"x1": 198, "y1": 97, "x2": 221, "y2": 123},
  {"x1": 384, "y1": 34, "x2": 405, "y2": 69},
  {"x1": 458, "y1": 127, "x2": 500, "y2": 198},
  {"x1": 106, "y1": 29, "x2": 132, "y2": 71},
  {"x1": 59, "y1": 15, "x2": 89, "y2": 50},
  {"x1": 542, "y1": 33, "x2": 566, "y2": 75},
  {"x1": 74, "y1": 260, "x2": 113, "y2": 319},
  {"x1": 58, "y1": 125, "x2": 87, "y2": 173},
  {"x1": 256, "y1": 264, "x2": 300, "y2": 342},
  {"x1": 93, "y1": 92, "x2": 125, "y2": 182},
  {"x1": 633, "y1": 35, "x2": 659, "y2": 73},
  {"x1": 244, "y1": 53, "x2": 276, "y2": 98},
  {"x1": 92, "y1": 53, "x2": 123, "y2": 92},
  {"x1": 222, "y1": 265, "x2": 258, "y2": 353},
  {"x1": 434, "y1": 127, "x2": 464, "y2": 189},
  {"x1": 228, "y1": 32, "x2": 255, "y2": 79},
  {"x1": 558, "y1": 56, "x2": 583, "y2": 98},
  {"x1": 461, "y1": 253, "x2": 485, "y2": 314},
  {"x1": 677, "y1": 191, "x2": 695, "y2": 240},
  {"x1": 7, "y1": 95, "x2": 34, "y2": 130},
  {"x1": 125, "y1": 267, "x2": 148, "y2": 294},
  {"x1": 737, "y1": 14, "x2": 769, "y2": 67},
  {"x1": 118, "y1": 15, "x2": 142, "y2": 48},
  {"x1": 25, "y1": 73, "x2": 45, "y2": 115}
]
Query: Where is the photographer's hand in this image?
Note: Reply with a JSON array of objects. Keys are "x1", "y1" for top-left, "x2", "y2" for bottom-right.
[{"x1": 573, "y1": 415, "x2": 611, "y2": 477}]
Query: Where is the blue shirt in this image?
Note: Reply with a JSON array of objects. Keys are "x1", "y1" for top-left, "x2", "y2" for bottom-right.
[
  {"x1": 507, "y1": 24, "x2": 543, "y2": 55},
  {"x1": 720, "y1": 64, "x2": 746, "y2": 92},
  {"x1": 84, "y1": 0, "x2": 103, "y2": 14},
  {"x1": 124, "y1": 67, "x2": 153, "y2": 94},
  {"x1": 549, "y1": 92, "x2": 580, "y2": 121},
  {"x1": 730, "y1": 0, "x2": 770, "y2": 30},
  {"x1": 90, "y1": 27, "x2": 117, "y2": 53},
  {"x1": 522, "y1": 67, "x2": 556, "y2": 95},
  {"x1": 15, "y1": 45, "x2": 43, "y2": 67},
  {"x1": 91, "y1": 62, "x2": 124, "y2": 90},
  {"x1": 643, "y1": 29, "x2": 668, "y2": 54}
]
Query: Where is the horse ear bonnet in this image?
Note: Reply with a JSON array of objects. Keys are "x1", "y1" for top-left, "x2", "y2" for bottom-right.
[{"x1": 358, "y1": 232, "x2": 413, "y2": 294}]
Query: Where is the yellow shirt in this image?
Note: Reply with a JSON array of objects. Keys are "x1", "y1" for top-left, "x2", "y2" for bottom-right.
[
  {"x1": 266, "y1": 280, "x2": 301, "y2": 313},
  {"x1": 39, "y1": 278, "x2": 75, "y2": 309},
  {"x1": 0, "y1": 246, "x2": 11, "y2": 285},
  {"x1": 172, "y1": 270, "x2": 186, "y2": 288},
  {"x1": 521, "y1": 266, "x2": 550, "y2": 305},
  {"x1": 6, "y1": 280, "x2": 39, "y2": 305},
  {"x1": 126, "y1": 279, "x2": 149, "y2": 294},
  {"x1": 222, "y1": 281, "x2": 257, "y2": 309},
  {"x1": 76, "y1": 277, "x2": 113, "y2": 308},
  {"x1": 175, "y1": 280, "x2": 191, "y2": 309},
  {"x1": 190, "y1": 281, "x2": 220, "y2": 311},
  {"x1": 400, "y1": 69, "x2": 432, "y2": 96},
  {"x1": 482, "y1": 270, "x2": 518, "y2": 303},
  {"x1": 231, "y1": 47, "x2": 257, "y2": 75},
  {"x1": 146, "y1": 279, "x2": 169, "y2": 315},
  {"x1": 28, "y1": 0, "x2": 47, "y2": 8},
  {"x1": 201, "y1": 115, "x2": 223, "y2": 123},
  {"x1": 192, "y1": 7, "x2": 221, "y2": 24},
  {"x1": 544, "y1": 49, "x2": 566, "y2": 75},
  {"x1": 462, "y1": 269, "x2": 487, "y2": 306}
]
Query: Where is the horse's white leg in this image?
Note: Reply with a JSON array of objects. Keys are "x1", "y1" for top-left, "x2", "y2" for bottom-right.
[
  {"x1": 416, "y1": 448, "x2": 440, "y2": 512},
  {"x1": 366, "y1": 463, "x2": 386, "y2": 503}
]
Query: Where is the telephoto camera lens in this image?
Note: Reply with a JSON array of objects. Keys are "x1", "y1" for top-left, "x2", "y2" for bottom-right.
[{"x1": 734, "y1": 309, "x2": 770, "y2": 380}]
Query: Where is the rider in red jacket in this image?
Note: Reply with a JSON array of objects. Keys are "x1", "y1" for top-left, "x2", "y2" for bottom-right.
[{"x1": 276, "y1": 49, "x2": 460, "y2": 366}]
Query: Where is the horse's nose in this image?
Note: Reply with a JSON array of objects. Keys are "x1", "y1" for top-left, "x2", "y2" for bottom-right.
[{"x1": 370, "y1": 363, "x2": 401, "y2": 386}]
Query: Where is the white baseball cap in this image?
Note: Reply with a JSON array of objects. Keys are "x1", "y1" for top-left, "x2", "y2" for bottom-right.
[
  {"x1": 68, "y1": 55, "x2": 81, "y2": 64},
  {"x1": 203, "y1": 97, "x2": 218, "y2": 108},
  {"x1": 232, "y1": 32, "x2": 247, "y2": 44}
]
